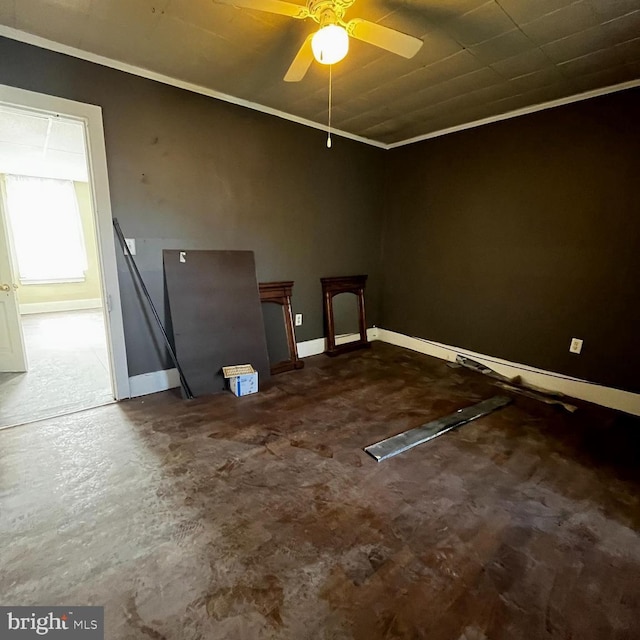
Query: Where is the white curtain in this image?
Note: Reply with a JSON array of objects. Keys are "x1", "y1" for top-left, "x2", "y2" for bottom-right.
[{"x1": 4, "y1": 175, "x2": 88, "y2": 283}]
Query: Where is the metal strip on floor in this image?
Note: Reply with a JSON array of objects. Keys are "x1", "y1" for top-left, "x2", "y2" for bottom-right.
[{"x1": 364, "y1": 395, "x2": 511, "y2": 462}]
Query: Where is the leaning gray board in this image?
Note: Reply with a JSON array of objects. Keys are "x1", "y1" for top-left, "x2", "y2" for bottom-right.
[
  {"x1": 364, "y1": 396, "x2": 511, "y2": 462},
  {"x1": 163, "y1": 250, "x2": 270, "y2": 398}
]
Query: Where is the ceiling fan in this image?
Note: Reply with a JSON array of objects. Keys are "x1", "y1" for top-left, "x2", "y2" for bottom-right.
[{"x1": 216, "y1": 0, "x2": 424, "y2": 82}]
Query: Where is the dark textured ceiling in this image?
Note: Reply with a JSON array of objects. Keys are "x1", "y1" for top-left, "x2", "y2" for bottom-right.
[{"x1": 0, "y1": 0, "x2": 639, "y2": 145}]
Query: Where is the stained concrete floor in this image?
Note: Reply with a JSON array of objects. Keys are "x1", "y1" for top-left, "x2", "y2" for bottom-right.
[
  {"x1": 0, "y1": 309, "x2": 113, "y2": 428},
  {"x1": 1, "y1": 343, "x2": 639, "y2": 639}
]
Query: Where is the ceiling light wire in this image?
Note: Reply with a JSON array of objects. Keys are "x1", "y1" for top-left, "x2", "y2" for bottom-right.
[{"x1": 327, "y1": 64, "x2": 333, "y2": 148}]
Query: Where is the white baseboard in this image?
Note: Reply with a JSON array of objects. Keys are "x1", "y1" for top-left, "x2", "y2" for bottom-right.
[
  {"x1": 128, "y1": 368, "x2": 180, "y2": 398},
  {"x1": 296, "y1": 328, "x2": 379, "y2": 358},
  {"x1": 295, "y1": 338, "x2": 325, "y2": 359},
  {"x1": 20, "y1": 298, "x2": 102, "y2": 315},
  {"x1": 376, "y1": 329, "x2": 640, "y2": 417},
  {"x1": 128, "y1": 329, "x2": 380, "y2": 397},
  {"x1": 125, "y1": 326, "x2": 638, "y2": 416}
]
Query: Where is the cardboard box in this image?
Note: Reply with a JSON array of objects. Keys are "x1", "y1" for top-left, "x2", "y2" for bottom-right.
[{"x1": 222, "y1": 364, "x2": 258, "y2": 397}]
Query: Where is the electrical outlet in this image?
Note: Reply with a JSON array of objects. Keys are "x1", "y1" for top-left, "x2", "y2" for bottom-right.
[
  {"x1": 125, "y1": 238, "x2": 136, "y2": 255},
  {"x1": 295, "y1": 313, "x2": 303, "y2": 327},
  {"x1": 569, "y1": 338, "x2": 583, "y2": 354}
]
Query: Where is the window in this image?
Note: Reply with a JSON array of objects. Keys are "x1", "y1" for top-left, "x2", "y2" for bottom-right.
[{"x1": 4, "y1": 175, "x2": 88, "y2": 284}]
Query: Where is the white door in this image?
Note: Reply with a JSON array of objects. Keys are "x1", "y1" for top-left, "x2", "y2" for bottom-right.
[
  {"x1": 0, "y1": 84, "x2": 130, "y2": 398},
  {"x1": 0, "y1": 178, "x2": 27, "y2": 372}
]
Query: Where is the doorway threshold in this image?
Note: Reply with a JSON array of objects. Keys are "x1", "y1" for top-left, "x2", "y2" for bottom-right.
[{"x1": 0, "y1": 397, "x2": 116, "y2": 431}]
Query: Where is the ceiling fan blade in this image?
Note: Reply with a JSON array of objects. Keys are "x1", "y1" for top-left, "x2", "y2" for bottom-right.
[
  {"x1": 215, "y1": 0, "x2": 309, "y2": 19},
  {"x1": 346, "y1": 18, "x2": 423, "y2": 58},
  {"x1": 284, "y1": 35, "x2": 314, "y2": 82}
]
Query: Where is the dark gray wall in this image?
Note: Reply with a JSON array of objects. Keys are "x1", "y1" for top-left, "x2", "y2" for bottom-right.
[
  {"x1": 0, "y1": 37, "x2": 384, "y2": 377},
  {"x1": 382, "y1": 88, "x2": 640, "y2": 393},
  {"x1": 2, "y1": 36, "x2": 637, "y2": 393}
]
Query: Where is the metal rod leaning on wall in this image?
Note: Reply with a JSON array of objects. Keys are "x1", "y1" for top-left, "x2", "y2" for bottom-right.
[{"x1": 113, "y1": 218, "x2": 194, "y2": 399}]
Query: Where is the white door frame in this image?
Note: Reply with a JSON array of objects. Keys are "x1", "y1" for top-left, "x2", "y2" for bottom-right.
[
  {"x1": 0, "y1": 84, "x2": 130, "y2": 399},
  {"x1": 0, "y1": 175, "x2": 28, "y2": 372}
]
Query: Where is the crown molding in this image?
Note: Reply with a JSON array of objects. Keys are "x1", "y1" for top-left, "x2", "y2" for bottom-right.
[
  {"x1": 1, "y1": 26, "x2": 638, "y2": 151},
  {"x1": 0, "y1": 25, "x2": 387, "y2": 149},
  {"x1": 386, "y1": 79, "x2": 640, "y2": 149}
]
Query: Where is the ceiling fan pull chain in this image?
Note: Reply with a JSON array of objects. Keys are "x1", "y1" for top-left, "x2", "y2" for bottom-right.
[{"x1": 327, "y1": 64, "x2": 332, "y2": 148}]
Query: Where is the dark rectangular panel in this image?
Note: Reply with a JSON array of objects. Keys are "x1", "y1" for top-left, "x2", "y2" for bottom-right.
[{"x1": 163, "y1": 250, "x2": 270, "y2": 397}]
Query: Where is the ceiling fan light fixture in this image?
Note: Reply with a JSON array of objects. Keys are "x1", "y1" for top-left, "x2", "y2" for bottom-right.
[{"x1": 311, "y1": 24, "x2": 349, "y2": 65}]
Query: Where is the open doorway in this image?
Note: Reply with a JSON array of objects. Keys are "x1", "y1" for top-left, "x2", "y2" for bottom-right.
[{"x1": 0, "y1": 87, "x2": 129, "y2": 428}]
